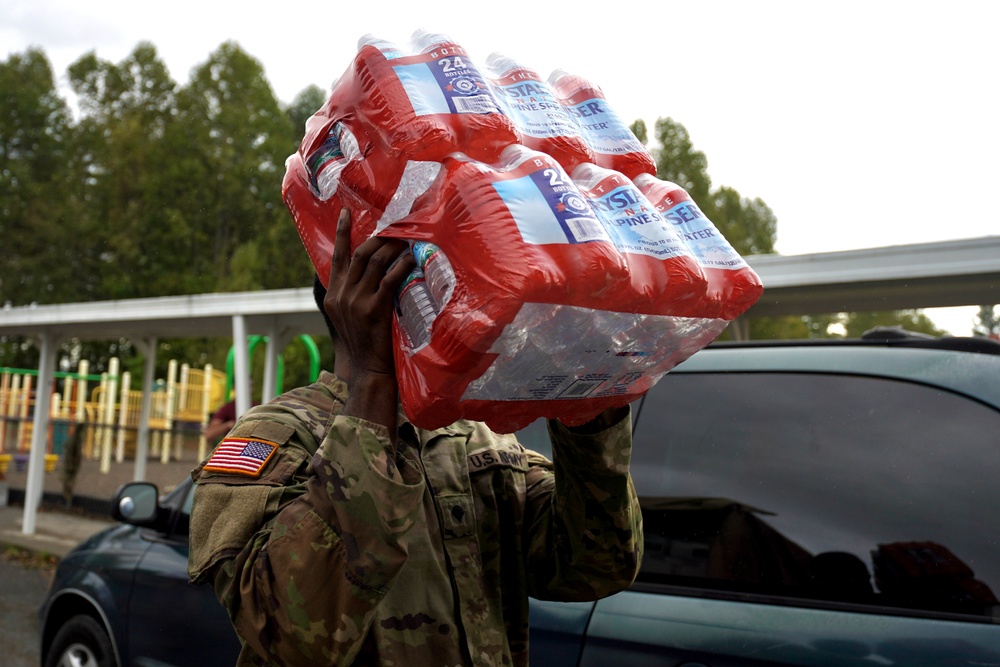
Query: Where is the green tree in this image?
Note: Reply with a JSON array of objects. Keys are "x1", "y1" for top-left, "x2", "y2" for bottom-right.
[
  {"x1": 705, "y1": 186, "x2": 777, "y2": 257},
  {"x1": 839, "y1": 310, "x2": 946, "y2": 338},
  {"x1": 629, "y1": 119, "x2": 648, "y2": 145},
  {"x1": 649, "y1": 116, "x2": 788, "y2": 339},
  {"x1": 0, "y1": 48, "x2": 75, "y2": 306},
  {"x1": 286, "y1": 84, "x2": 328, "y2": 142},
  {"x1": 974, "y1": 305, "x2": 999, "y2": 339},
  {"x1": 174, "y1": 41, "x2": 308, "y2": 292},
  {"x1": 67, "y1": 42, "x2": 188, "y2": 299},
  {"x1": 650, "y1": 117, "x2": 777, "y2": 258},
  {"x1": 652, "y1": 117, "x2": 712, "y2": 205}
]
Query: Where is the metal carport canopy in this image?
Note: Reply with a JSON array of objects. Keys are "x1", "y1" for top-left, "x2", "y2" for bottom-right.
[
  {"x1": 2, "y1": 235, "x2": 999, "y2": 536},
  {"x1": 4, "y1": 235, "x2": 998, "y2": 340},
  {"x1": 1, "y1": 287, "x2": 330, "y2": 340},
  {"x1": 744, "y1": 236, "x2": 1000, "y2": 317}
]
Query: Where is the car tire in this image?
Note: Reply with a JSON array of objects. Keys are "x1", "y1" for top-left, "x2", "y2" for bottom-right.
[{"x1": 44, "y1": 615, "x2": 116, "y2": 667}]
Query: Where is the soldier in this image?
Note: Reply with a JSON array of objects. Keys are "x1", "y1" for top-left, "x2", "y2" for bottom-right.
[{"x1": 187, "y1": 208, "x2": 643, "y2": 666}]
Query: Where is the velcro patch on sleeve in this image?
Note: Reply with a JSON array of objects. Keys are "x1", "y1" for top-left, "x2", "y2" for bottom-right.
[{"x1": 203, "y1": 437, "x2": 278, "y2": 477}]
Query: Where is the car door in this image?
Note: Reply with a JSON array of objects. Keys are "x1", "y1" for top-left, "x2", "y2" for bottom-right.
[
  {"x1": 126, "y1": 479, "x2": 242, "y2": 666},
  {"x1": 574, "y1": 367, "x2": 1000, "y2": 666}
]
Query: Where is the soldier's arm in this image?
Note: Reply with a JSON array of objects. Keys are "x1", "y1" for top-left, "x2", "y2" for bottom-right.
[
  {"x1": 522, "y1": 404, "x2": 644, "y2": 600},
  {"x1": 189, "y1": 415, "x2": 425, "y2": 665}
]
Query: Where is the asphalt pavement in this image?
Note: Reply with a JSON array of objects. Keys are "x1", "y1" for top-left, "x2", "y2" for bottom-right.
[
  {"x1": 0, "y1": 503, "x2": 109, "y2": 667},
  {"x1": 0, "y1": 553, "x2": 53, "y2": 667}
]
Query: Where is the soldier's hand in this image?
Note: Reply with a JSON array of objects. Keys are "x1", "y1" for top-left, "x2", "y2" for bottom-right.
[{"x1": 324, "y1": 208, "x2": 414, "y2": 387}]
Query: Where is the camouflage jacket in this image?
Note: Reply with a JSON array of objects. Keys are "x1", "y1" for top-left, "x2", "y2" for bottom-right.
[{"x1": 188, "y1": 372, "x2": 642, "y2": 667}]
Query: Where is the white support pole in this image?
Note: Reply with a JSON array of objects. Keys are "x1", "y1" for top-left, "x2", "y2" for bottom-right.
[
  {"x1": 60, "y1": 369, "x2": 72, "y2": 420},
  {"x1": 262, "y1": 319, "x2": 281, "y2": 404},
  {"x1": 75, "y1": 360, "x2": 90, "y2": 459},
  {"x1": 76, "y1": 359, "x2": 90, "y2": 422},
  {"x1": 161, "y1": 360, "x2": 178, "y2": 464},
  {"x1": 115, "y1": 371, "x2": 131, "y2": 463},
  {"x1": 75, "y1": 360, "x2": 89, "y2": 424},
  {"x1": 133, "y1": 339, "x2": 157, "y2": 481},
  {"x1": 100, "y1": 358, "x2": 119, "y2": 474},
  {"x1": 92, "y1": 372, "x2": 108, "y2": 461},
  {"x1": 197, "y1": 363, "x2": 213, "y2": 463},
  {"x1": 175, "y1": 363, "x2": 190, "y2": 462},
  {"x1": 178, "y1": 363, "x2": 190, "y2": 417},
  {"x1": 232, "y1": 315, "x2": 251, "y2": 418},
  {"x1": 22, "y1": 332, "x2": 57, "y2": 535}
]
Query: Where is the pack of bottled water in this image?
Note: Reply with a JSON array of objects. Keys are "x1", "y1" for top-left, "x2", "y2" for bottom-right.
[{"x1": 282, "y1": 29, "x2": 763, "y2": 433}]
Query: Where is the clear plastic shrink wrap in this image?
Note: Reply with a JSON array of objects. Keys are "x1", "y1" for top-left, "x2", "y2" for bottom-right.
[{"x1": 282, "y1": 30, "x2": 764, "y2": 433}]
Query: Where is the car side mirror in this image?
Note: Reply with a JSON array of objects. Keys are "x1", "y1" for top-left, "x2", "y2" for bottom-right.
[{"x1": 111, "y1": 481, "x2": 162, "y2": 527}]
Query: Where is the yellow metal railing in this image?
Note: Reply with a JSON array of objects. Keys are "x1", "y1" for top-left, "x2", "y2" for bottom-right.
[{"x1": 0, "y1": 359, "x2": 228, "y2": 474}]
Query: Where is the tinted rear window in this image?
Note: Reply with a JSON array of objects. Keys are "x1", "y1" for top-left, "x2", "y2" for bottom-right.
[{"x1": 631, "y1": 371, "x2": 1000, "y2": 621}]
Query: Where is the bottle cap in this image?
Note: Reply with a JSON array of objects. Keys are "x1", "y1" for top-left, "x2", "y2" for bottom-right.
[
  {"x1": 570, "y1": 162, "x2": 603, "y2": 185},
  {"x1": 631, "y1": 173, "x2": 655, "y2": 188},
  {"x1": 547, "y1": 69, "x2": 569, "y2": 86},
  {"x1": 486, "y1": 52, "x2": 519, "y2": 76},
  {"x1": 411, "y1": 28, "x2": 452, "y2": 53},
  {"x1": 358, "y1": 34, "x2": 404, "y2": 56}
]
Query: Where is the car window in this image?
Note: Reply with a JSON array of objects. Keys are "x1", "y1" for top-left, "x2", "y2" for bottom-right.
[
  {"x1": 152, "y1": 478, "x2": 194, "y2": 539},
  {"x1": 516, "y1": 419, "x2": 553, "y2": 458},
  {"x1": 514, "y1": 407, "x2": 642, "y2": 460},
  {"x1": 631, "y1": 371, "x2": 1000, "y2": 622}
]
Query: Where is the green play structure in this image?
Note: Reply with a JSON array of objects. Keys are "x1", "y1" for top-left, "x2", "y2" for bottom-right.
[{"x1": 225, "y1": 334, "x2": 321, "y2": 399}]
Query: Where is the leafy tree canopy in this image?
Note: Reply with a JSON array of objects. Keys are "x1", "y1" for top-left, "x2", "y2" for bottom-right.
[{"x1": 1, "y1": 44, "x2": 954, "y2": 378}]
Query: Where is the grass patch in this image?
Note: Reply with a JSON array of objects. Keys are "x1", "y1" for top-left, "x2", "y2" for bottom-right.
[{"x1": 1, "y1": 544, "x2": 58, "y2": 570}]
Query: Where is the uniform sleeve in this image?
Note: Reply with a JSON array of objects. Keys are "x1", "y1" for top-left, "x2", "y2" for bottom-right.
[
  {"x1": 522, "y1": 406, "x2": 644, "y2": 601},
  {"x1": 189, "y1": 415, "x2": 425, "y2": 666}
]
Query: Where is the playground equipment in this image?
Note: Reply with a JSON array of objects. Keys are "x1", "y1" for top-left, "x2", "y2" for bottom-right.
[
  {"x1": 224, "y1": 334, "x2": 321, "y2": 400},
  {"x1": 0, "y1": 335, "x2": 322, "y2": 476},
  {"x1": 0, "y1": 359, "x2": 228, "y2": 475}
]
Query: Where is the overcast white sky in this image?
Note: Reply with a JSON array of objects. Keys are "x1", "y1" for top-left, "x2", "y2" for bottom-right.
[{"x1": 3, "y1": 0, "x2": 997, "y2": 333}]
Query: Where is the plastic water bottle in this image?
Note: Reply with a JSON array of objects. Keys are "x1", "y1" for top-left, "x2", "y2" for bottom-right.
[
  {"x1": 357, "y1": 34, "x2": 404, "y2": 59},
  {"x1": 410, "y1": 28, "x2": 455, "y2": 54},
  {"x1": 352, "y1": 29, "x2": 517, "y2": 164},
  {"x1": 632, "y1": 172, "x2": 764, "y2": 320},
  {"x1": 396, "y1": 267, "x2": 438, "y2": 350},
  {"x1": 548, "y1": 69, "x2": 655, "y2": 179},
  {"x1": 484, "y1": 53, "x2": 593, "y2": 172},
  {"x1": 412, "y1": 241, "x2": 456, "y2": 309},
  {"x1": 305, "y1": 122, "x2": 361, "y2": 200},
  {"x1": 571, "y1": 162, "x2": 708, "y2": 317}
]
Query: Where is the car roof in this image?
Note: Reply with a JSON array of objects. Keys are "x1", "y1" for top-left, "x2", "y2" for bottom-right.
[{"x1": 671, "y1": 330, "x2": 1000, "y2": 409}]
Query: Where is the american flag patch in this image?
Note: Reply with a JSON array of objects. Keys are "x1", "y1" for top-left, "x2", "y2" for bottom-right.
[{"x1": 203, "y1": 437, "x2": 278, "y2": 477}]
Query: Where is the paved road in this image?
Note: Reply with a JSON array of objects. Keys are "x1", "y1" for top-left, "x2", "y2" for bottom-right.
[{"x1": 0, "y1": 551, "x2": 54, "y2": 667}]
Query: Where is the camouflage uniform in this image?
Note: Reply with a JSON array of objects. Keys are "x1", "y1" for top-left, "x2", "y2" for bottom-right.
[{"x1": 188, "y1": 371, "x2": 642, "y2": 666}]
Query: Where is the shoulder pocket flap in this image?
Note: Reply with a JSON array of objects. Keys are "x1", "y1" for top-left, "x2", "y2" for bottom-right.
[{"x1": 188, "y1": 482, "x2": 270, "y2": 580}]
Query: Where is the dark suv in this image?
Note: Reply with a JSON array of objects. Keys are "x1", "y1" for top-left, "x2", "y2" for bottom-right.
[
  {"x1": 523, "y1": 329, "x2": 1000, "y2": 666},
  {"x1": 40, "y1": 331, "x2": 1000, "y2": 666}
]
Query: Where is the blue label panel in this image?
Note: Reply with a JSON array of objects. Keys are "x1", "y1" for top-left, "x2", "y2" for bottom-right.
[
  {"x1": 494, "y1": 79, "x2": 578, "y2": 139},
  {"x1": 394, "y1": 55, "x2": 501, "y2": 116},
  {"x1": 663, "y1": 201, "x2": 748, "y2": 269},
  {"x1": 394, "y1": 63, "x2": 452, "y2": 115},
  {"x1": 493, "y1": 169, "x2": 610, "y2": 245},
  {"x1": 567, "y1": 97, "x2": 644, "y2": 155},
  {"x1": 589, "y1": 185, "x2": 687, "y2": 259}
]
